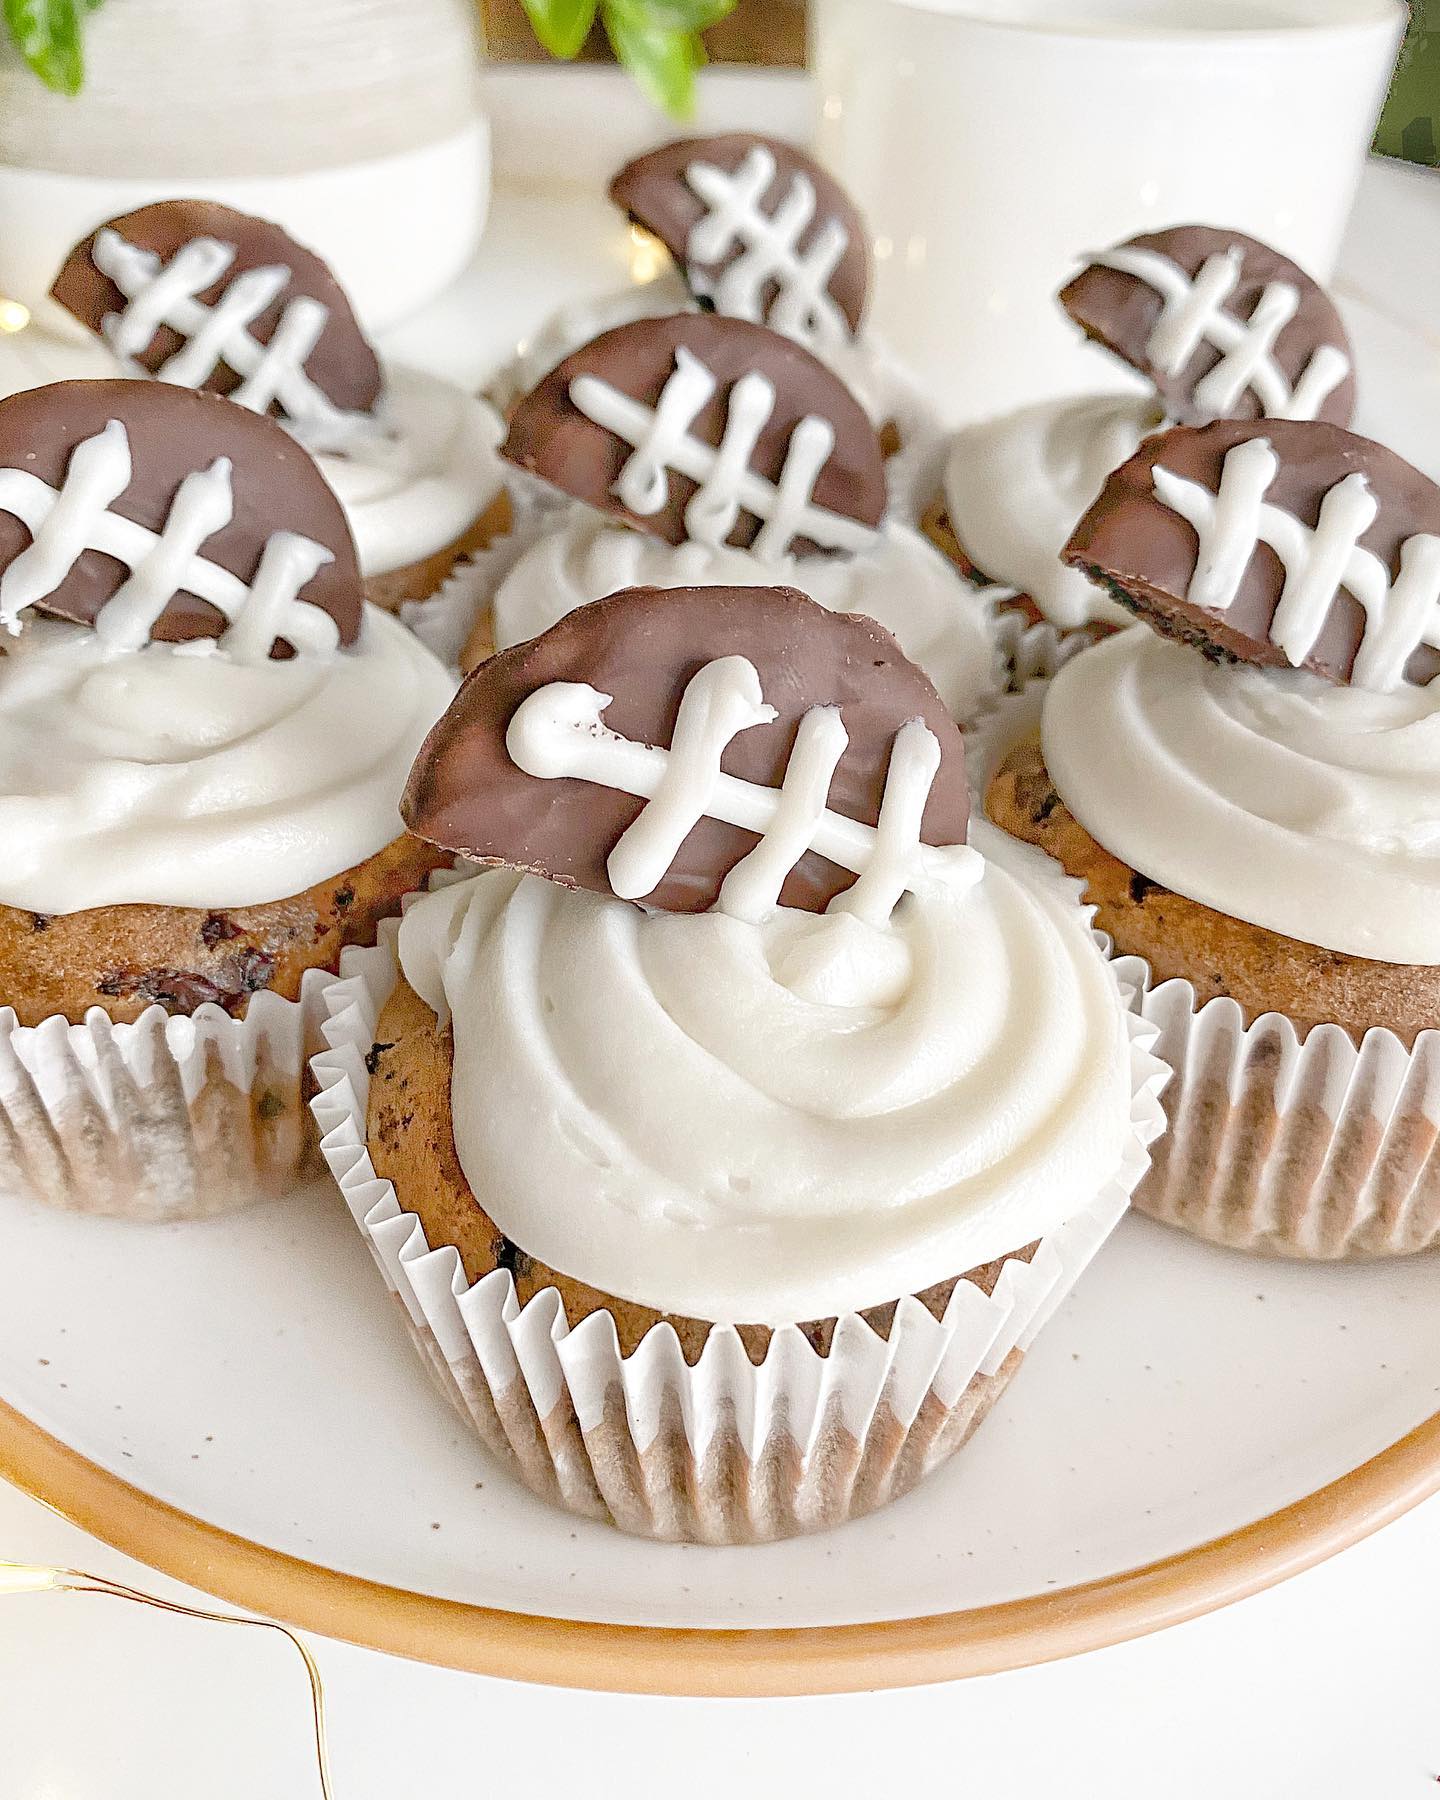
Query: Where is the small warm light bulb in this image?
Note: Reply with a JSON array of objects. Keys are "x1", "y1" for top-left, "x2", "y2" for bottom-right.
[
  {"x1": 0, "y1": 299, "x2": 30, "y2": 334},
  {"x1": 627, "y1": 223, "x2": 668, "y2": 288},
  {"x1": 0, "y1": 1561, "x2": 60, "y2": 1594}
]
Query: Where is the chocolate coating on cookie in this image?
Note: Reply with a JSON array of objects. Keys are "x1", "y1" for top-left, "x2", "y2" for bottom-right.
[
  {"x1": 403, "y1": 582, "x2": 969, "y2": 914},
  {"x1": 51, "y1": 199, "x2": 382, "y2": 418},
  {"x1": 611, "y1": 133, "x2": 868, "y2": 339},
  {"x1": 0, "y1": 380, "x2": 362, "y2": 650},
  {"x1": 1059, "y1": 226, "x2": 1355, "y2": 428},
  {"x1": 1063, "y1": 418, "x2": 1440, "y2": 688},
  {"x1": 502, "y1": 314, "x2": 886, "y2": 558}
]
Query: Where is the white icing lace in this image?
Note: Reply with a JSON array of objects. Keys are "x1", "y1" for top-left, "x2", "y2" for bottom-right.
[
  {"x1": 0, "y1": 417, "x2": 338, "y2": 661},
  {"x1": 569, "y1": 346, "x2": 877, "y2": 559},
  {"x1": 684, "y1": 143, "x2": 851, "y2": 351},
  {"x1": 93, "y1": 228, "x2": 380, "y2": 454},
  {"x1": 1153, "y1": 435, "x2": 1440, "y2": 690},
  {"x1": 1089, "y1": 242, "x2": 1349, "y2": 421},
  {"x1": 505, "y1": 654, "x2": 981, "y2": 923}
]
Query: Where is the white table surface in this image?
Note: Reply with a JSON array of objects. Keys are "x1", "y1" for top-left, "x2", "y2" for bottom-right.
[
  {"x1": 1, "y1": 1471, "x2": 1437, "y2": 1797},
  {"x1": 2, "y1": 107, "x2": 1438, "y2": 1797}
]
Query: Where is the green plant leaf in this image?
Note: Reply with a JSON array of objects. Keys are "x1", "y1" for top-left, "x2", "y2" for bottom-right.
[
  {"x1": 4, "y1": 0, "x2": 89, "y2": 95},
  {"x1": 602, "y1": 0, "x2": 706, "y2": 119},
  {"x1": 520, "y1": 0, "x2": 599, "y2": 61},
  {"x1": 632, "y1": 0, "x2": 736, "y2": 30}
]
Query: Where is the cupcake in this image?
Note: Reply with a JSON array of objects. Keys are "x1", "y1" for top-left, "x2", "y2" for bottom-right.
[
  {"x1": 986, "y1": 415, "x2": 1440, "y2": 1258},
  {"x1": 452, "y1": 311, "x2": 1000, "y2": 724},
  {"x1": 0, "y1": 378, "x2": 454, "y2": 1219},
  {"x1": 311, "y1": 581, "x2": 1166, "y2": 1542},
  {"x1": 927, "y1": 226, "x2": 1357, "y2": 653},
  {"x1": 496, "y1": 132, "x2": 935, "y2": 461},
  {"x1": 43, "y1": 199, "x2": 509, "y2": 612}
]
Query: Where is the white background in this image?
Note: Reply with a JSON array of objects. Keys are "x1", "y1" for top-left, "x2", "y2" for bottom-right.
[{"x1": 0, "y1": 1473, "x2": 1437, "y2": 1797}]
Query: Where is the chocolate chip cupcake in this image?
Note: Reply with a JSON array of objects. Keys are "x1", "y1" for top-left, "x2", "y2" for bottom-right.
[
  {"x1": 987, "y1": 415, "x2": 1440, "y2": 1258},
  {"x1": 0, "y1": 379, "x2": 453, "y2": 1219},
  {"x1": 445, "y1": 311, "x2": 1001, "y2": 726},
  {"x1": 495, "y1": 132, "x2": 936, "y2": 462},
  {"x1": 926, "y1": 225, "x2": 1356, "y2": 661},
  {"x1": 312, "y1": 582, "x2": 1165, "y2": 1542},
  {"x1": 46, "y1": 199, "x2": 510, "y2": 612}
]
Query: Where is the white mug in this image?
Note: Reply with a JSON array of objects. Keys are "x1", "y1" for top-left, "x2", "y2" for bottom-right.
[{"x1": 811, "y1": 0, "x2": 1408, "y2": 424}]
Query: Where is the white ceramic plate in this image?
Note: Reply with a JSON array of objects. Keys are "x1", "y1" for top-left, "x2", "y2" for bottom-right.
[
  {"x1": 1, "y1": 77, "x2": 1438, "y2": 1695},
  {"x1": 2, "y1": 1173, "x2": 1439, "y2": 1685}
]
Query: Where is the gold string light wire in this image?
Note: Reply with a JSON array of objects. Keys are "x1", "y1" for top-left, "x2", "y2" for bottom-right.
[{"x1": 0, "y1": 1559, "x2": 332, "y2": 1796}]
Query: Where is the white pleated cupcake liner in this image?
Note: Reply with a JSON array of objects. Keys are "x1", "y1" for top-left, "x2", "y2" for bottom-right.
[
  {"x1": 887, "y1": 421, "x2": 953, "y2": 538},
  {"x1": 962, "y1": 620, "x2": 1093, "y2": 799},
  {"x1": 991, "y1": 605, "x2": 1094, "y2": 695},
  {"x1": 0, "y1": 966, "x2": 343, "y2": 1220},
  {"x1": 398, "y1": 501, "x2": 553, "y2": 674},
  {"x1": 308, "y1": 868, "x2": 1167, "y2": 1544},
  {"x1": 965, "y1": 667, "x2": 1059, "y2": 793},
  {"x1": 979, "y1": 670, "x2": 1440, "y2": 1259},
  {"x1": 1113, "y1": 956, "x2": 1440, "y2": 1259}
]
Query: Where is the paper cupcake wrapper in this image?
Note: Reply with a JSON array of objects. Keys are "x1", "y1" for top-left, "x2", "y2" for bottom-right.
[
  {"x1": 1112, "y1": 953, "x2": 1440, "y2": 1259},
  {"x1": 399, "y1": 504, "x2": 551, "y2": 674},
  {"x1": 308, "y1": 891, "x2": 1166, "y2": 1545},
  {"x1": 0, "y1": 968, "x2": 343, "y2": 1221},
  {"x1": 887, "y1": 420, "x2": 953, "y2": 537},
  {"x1": 962, "y1": 617, "x2": 1091, "y2": 797},
  {"x1": 978, "y1": 670, "x2": 1440, "y2": 1259},
  {"x1": 990, "y1": 604, "x2": 1094, "y2": 696}
]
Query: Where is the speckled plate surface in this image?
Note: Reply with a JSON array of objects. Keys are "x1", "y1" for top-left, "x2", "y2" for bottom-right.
[{"x1": 0, "y1": 75, "x2": 1437, "y2": 1695}]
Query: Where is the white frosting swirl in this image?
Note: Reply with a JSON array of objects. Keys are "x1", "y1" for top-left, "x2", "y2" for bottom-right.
[
  {"x1": 396, "y1": 822, "x2": 1134, "y2": 1325},
  {"x1": 504, "y1": 278, "x2": 916, "y2": 433},
  {"x1": 492, "y1": 511, "x2": 999, "y2": 722},
  {"x1": 317, "y1": 365, "x2": 504, "y2": 577},
  {"x1": 1044, "y1": 627, "x2": 1440, "y2": 965},
  {"x1": 0, "y1": 606, "x2": 454, "y2": 913},
  {"x1": 0, "y1": 327, "x2": 118, "y2": 403},
  {"x1": 943, "y1": 395, "x2": 1160, "y2": 629}
]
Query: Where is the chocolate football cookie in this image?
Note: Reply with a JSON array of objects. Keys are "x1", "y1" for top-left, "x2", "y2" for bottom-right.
[
  {"x1": 49, "y1": 197, "x2": 511, "y2": 613},
  {"x1": 404, "y1": 581, "x2": 970, "y2": 915},
  {"x1": 501, "y1": 312, "x2": 886, "y2": 558},
  {"x1": 1059, "y1": 225, "x2": 1355, "y2": 427},
  {"x1": 0, "y1": 379, "x2": 360, "y2": 653},
  {"x1": 611, "y1": 133, "x2": 869, "y2": 349},
  {"x1": 1064, "y1": 418, "x2": 1440, "y2": 689},
  {"x1": 52, "y1": 199, "x2": 383, "y2": 424}
]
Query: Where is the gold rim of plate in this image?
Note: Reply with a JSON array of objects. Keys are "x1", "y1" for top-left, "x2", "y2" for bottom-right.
[{"x1": 3, "y1": 1395, "x2": 1439, "y2": 1694}]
